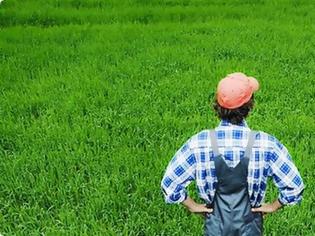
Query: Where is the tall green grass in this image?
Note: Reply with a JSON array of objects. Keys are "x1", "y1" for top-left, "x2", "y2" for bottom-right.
[{"x1": 0, "y1": 0, "x2": 314, "y2": 235}]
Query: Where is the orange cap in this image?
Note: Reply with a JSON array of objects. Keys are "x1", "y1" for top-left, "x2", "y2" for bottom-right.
[{"x1": 217, "y1": 72, "x2": 259, "y2": 109}]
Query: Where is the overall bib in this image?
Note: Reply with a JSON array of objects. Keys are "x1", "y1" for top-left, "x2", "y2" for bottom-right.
[{"x1": 205, "y1": 131, "x2": 263, "y2": 236}]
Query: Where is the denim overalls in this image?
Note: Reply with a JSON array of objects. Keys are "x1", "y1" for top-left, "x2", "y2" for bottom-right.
[{"x1": 204, "y1": 130, "x2": 263, "y2": 236}]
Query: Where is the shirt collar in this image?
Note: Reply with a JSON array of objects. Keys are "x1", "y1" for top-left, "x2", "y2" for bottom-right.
[{"x1": 219, "y1": 119, "x2": 249, "y2": 128}]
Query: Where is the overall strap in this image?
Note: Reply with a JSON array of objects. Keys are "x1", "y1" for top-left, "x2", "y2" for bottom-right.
[
  {"x1": 210, "y1": 130, "x2": 220, "y2": 157},
  {"x1": 244, "y1": 131, "x2": 257, "y2": 158}
]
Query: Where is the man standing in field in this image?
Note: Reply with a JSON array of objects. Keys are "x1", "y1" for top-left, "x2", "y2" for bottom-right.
[{"x1": 161, "y1": 73, "x2": 304, "y2": 235}]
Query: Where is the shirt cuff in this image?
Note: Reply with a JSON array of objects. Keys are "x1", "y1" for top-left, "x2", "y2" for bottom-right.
[
  {"x1": 278, "y1": 197, "x2": 286, "y2": 206},
  {"x1": 163, "y1": 189, "x2": 188, "y2": 204},
  {"x1": 278, "y1": 193, "x2": 303, "y2": 206}
]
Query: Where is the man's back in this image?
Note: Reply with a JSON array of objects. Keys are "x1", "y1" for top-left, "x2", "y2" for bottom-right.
[
  {"x1": 161, "y1": 72, "x2": 304, "y2": 235},
  {"x1": 161, "y1": 120, "x2": 304, "y2": 207}
]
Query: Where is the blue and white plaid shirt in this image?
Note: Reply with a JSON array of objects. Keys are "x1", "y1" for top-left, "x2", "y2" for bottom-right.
[{"x1": 161, "y1": 120, "x2": 304, "y2": 207}]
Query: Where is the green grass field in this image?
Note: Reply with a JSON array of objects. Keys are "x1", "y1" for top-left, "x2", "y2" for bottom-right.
[{"x1": 1, "y1": 0, "x2": 315, "y2": 235}]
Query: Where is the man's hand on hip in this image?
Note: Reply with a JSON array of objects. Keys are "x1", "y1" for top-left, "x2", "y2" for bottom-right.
[
  {"x1": 182, "y1": 196, "x2": 213, "y2": 216},
  {"x1": 251, "y1": 199, "x2": 283, "y2": 215}
]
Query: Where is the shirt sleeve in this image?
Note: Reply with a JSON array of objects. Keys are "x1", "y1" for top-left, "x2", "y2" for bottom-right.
[
  {"x1": 269, "y1": 137, "x2": 305, "y2": 205},
  {"x1": 161, "y1": 140, "x2": 197, "y2": 204}
]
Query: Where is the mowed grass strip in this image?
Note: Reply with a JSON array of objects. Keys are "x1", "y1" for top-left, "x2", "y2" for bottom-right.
[
  {"x1": 0, "y1": 0, "x2": 314, "y2": 235},
  {"x1": 1, "y1": 0, "x2": 315, "y2": 26}
]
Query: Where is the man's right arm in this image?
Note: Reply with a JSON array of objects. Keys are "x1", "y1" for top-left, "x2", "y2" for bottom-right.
[{"x1": 269, "y1": 137, "x2": 305, "y2": 206}]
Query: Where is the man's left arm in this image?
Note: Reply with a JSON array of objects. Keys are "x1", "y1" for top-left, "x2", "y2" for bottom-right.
[{"x1": 161, "y1": 141, "x2": 197, "y2": 204}]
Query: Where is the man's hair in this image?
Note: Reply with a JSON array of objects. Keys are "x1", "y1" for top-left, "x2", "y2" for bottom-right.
[{"x1": 213, "y1": 96, "x2": 254, "y2": 125}]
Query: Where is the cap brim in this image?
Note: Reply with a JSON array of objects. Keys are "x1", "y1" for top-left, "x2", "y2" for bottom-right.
[{"x1": 248, "y1": 77, "x2": 259, "y2": 92}]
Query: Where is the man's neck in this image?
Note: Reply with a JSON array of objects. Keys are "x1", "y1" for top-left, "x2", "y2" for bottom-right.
[{"x1": 219, "y1": 119, "x2": 248, "y2": 127}]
